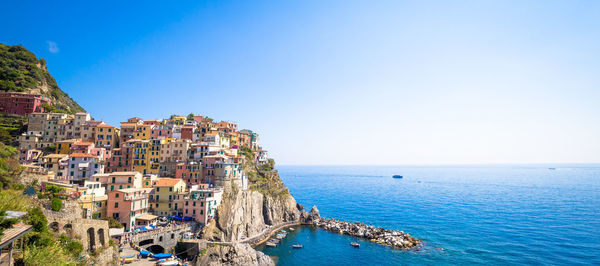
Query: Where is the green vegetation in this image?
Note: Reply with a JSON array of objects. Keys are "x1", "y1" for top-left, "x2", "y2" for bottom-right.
[
  {"x1": 0, "y1": 142, "x2": 22, "y2": 189},
  {"x1": 51, "y1": 197, "x2": 62, "y2": 211},
  {"x1": 0, "y1": 43, "x2": 85, "y2": 114},
  {"x1": 0, "y1": 114, "x2": 26, "y2": 147},
  {"x1": 0, "y1": 190, "x2": 84, "y2": 265},
  {"x1": 0, "y1": 210, "x2": 18, "y2": 238},
  {"x1": 242, "y1": 147, "x2": 289, "y2": 197},
  {"x1": 102, "y1": 217, "x2": 124, "y2": 228},
  {"x1": 187, "y1": 113, "x2": 195, "y2": 120}
]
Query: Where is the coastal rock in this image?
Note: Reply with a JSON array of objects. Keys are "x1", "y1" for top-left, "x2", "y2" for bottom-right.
[
  {"x1": 302, "y1": 205, "x2": 321, "y2": 224},
  {"x1": 197, "y1": 243, "x2": 275, "y2": 266},
  {"x1": 296, "y1": 203, "x2": 304, "y2": 211},
  {"x1": 312, "y1": 218, "x2": 421, "y2": 249},
  {"x1": 203, "y1": 185, "x2": 300, "y2": 242}
]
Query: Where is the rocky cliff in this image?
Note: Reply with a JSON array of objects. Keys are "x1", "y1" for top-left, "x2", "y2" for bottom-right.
[
  {"x1": 197, "y1": 243, "x2": 275, "y2": 266},
  {"x1": 202, "y1": 184, "x2": 300, "y2": 242}
]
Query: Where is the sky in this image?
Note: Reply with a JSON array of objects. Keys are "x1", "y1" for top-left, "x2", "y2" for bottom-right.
[{"x1": 1, "y1": 0, "x2": 599, "y2": 165}]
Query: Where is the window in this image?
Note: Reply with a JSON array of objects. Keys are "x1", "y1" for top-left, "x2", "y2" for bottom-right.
[
  {"x1": 114, "y1": 202, "x2": 118, "y2": 208},
  {"x1": 116, "y1": 193, "x2": 119, "y2": 198},
  {"x1": 200, "y1": 210, "x2": 203, "y2": 215}
]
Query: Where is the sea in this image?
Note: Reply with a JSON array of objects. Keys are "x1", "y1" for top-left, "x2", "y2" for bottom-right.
[{"x1": 255, "y1": 165, "x2": 600, "y2": 265}]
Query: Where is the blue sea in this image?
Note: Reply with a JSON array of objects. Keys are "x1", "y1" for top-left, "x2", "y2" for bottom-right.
[{"x1": 256, "y1": 165, "x2": 600, "y2": 265}]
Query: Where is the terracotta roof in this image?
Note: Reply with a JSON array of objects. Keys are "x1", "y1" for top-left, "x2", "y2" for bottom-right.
[
  {"x1": 120, "y1": 122, "x2": 137, "y2": 126},
  {"x1": 155, "y1": 178, "x2": 184, "y2": 187},
  {"x1": 96, "y1": 124, "x2": 114, "y2": 128},
  {"x1": 70, "y1": 153, "x2": 97, "y2": 158},
  {"x1": 0, "y1": 224, "x2": 33, "y2": 249}
]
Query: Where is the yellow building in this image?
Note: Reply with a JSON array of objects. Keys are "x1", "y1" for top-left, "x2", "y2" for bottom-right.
[
  {"x1": 55, "y1": 138, "x2": 80, "y2": 154},
  {"x1": 148, "y1": 139, "x2": 164, "y2": 174},
  {"x1": 128, "y1": 139, "x2": 151, "y2": 175},
  {"x1": 151, "y1": 178, "x2": 186, "y2": 216},
  {"x1": 169, "y1": 116, "x2": 186, "y2": 126},
  {"x1": 134, "y1": 124, "x2": 152, "y2": 140}
]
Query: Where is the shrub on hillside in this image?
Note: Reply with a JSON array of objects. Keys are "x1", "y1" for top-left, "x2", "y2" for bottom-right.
[{"x1": 51, "y1": 197, "x2": 62, "y2": 211}]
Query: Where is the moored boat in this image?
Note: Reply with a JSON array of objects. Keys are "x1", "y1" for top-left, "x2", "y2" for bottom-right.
[
  {"x1": 292, "y1": 244, "x2": 303, "y2": 248},
  {"x1": 350, "y1": 242, "x2": 360, "y2": 248},
  {"x1": 266, "y1": 242, "x2": 277, "y2": 247},
  {"x1": 393, "y1": 175, "x2": 403, "y2": 179}
]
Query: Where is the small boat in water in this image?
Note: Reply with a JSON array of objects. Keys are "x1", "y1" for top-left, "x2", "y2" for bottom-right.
[
  {"x1": 266, "y1": 242, "x2": 277, "y2": 247},
  {"x1": 393, "y1": 175, "x2": 403, "y2": 179},
  {"x1": 289, "y1": 227, "x2": 295, "y2": 231},
  {"x1": 350, "y1": 242, "x2": 360, "y2": 248},
  {"x1": 548, "y1": 168, "x2": 556, "y2": 170},
  {"x1": 276, "y1": 233, "x2": 287, "y2": 239},
  {"x1": 292, "y1": 244, "x2": 303, "y2": 249}
]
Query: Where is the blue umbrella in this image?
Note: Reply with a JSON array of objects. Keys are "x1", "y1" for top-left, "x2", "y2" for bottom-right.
[{"x1": 139, "y1": 250, "x2": 150, "y2": 257}]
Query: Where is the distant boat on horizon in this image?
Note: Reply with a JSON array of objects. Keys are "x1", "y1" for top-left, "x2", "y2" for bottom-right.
[
  {"x1": 393, "y1": 175, "x2": 403, "y2": 179},
  {"x1": 548, "y1": 168, "x2": 556, "y2": 170}
]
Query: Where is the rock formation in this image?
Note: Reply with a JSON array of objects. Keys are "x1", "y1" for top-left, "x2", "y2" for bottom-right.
[{"x1": 197, "y1": 243, "x2": 275, "y2": 266}]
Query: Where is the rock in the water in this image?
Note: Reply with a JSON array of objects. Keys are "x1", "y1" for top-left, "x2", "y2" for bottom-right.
[
  {"x1": 197, "y1": 243, "x2": 275, "y2": 266},
  {"x1": 296, "y1": 203, "x2": 304, "y2": 211}
]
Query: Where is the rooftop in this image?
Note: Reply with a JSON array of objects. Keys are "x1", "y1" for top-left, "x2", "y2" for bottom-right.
[
  {"x1": 70, "y1": 153, "x2": 97, "y2": 158},
  {"x1": 155, "y1": 178, "x2": 184, "y2": 187},
  {"x1": 0, "y1": 224, "x2": 33, "y2": 249}
]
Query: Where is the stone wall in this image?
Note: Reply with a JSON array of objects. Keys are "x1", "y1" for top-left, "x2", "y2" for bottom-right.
[{"x1": 41, "y1": 199, "x2": 110, "y2": 251}]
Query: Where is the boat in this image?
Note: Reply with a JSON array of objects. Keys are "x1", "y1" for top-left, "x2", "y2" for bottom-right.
[
  {"x1": 350, "y1": 242, "x2": 360, "y2": 248},
  {"x1": 393, "y1": 175, "x2": 403, "y2": 179},
  {"x1": 292, "y1": 244, "x2": 303, "y2": 248},
  {"x1": 548, "y1": 168, "x2": 556, "y2": 170},
  {"x1": 269, "y1": 238, "x2": 280, "y2": 243},
  {"x1": 289, "y1": 227, "x2": 295, "y2": 231},
  {"x1": 276, "y1": 233, "x2": 287, "y2": 239},
  {"x1": 123, "y1": 257, "x2": 136, "y2": 264},
  {"x1": 266, "y1": 242, "x2": 277, "y2": 247}
]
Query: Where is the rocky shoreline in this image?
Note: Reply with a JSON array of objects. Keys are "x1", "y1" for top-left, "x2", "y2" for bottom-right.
[{"x1": 300, "y1": 206, "x2": 422, "y2": 249}]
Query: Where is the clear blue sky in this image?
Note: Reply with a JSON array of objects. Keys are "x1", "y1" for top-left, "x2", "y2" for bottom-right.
[{"x1": 2, "y1": 0, "x2": 599, "y2": 165}]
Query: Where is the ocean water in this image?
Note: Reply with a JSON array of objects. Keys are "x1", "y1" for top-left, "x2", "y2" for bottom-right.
[{"x1": 256, "y1": 165, "x2": 600, "y2": 265}]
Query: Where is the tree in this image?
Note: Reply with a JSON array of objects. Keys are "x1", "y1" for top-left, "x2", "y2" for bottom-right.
[
  {"x1": 25, "y1": 207, "x2": 47, "y2": 233},
  {"x1": 102, "y1": 217, "x2": 124, "y2": 228},
  {"x1": 51, "y1": 197, "x2": 62, "y2": 211},
  {"x1": 45, "y1": 184, "x2": 63, "y2": 195},
  {"x1": 0, "y1": 210, "x2": 17, "y2": 238},
  {"x1": 187, "y1": 113, "x2": 195, "y2": 120}
]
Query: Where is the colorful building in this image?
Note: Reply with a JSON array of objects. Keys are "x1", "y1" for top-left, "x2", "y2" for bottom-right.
[
  {"x1": 0, "y1": 92, "x2": 52, "y2": 115},
  {"x1": 107, "y1": 188, "x2": 151, "y2": 230},
  {"x1": 151, "y1": 178, "x2": 186, "y2": 216}
]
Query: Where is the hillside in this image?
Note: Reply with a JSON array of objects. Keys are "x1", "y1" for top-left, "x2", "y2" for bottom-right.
[{"x1": 0, "y1": 43, "x2": 85, "y2": 114}]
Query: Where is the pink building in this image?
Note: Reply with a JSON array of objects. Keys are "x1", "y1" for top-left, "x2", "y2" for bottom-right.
[
  {"x1": 0, "y1": 92, "x2": 51, "y2": 115},
  {"x1": 175, "y1": 162, "x2": 202, "y2": 187},
  {"x1": 182, "y1": 186, "x2": 223, "y2": 224},
  {"x1": 107, "y1": 188, "x2": 151, "y2": 231}
]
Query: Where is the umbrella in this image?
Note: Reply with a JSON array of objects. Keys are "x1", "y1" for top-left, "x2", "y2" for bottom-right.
[{"x1": 139, "y1": 250, "x2": 150, "y2": 257}]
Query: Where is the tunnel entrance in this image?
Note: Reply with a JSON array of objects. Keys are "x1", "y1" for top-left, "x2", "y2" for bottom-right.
[
  {"x1": 147, "y1": 245, "x2": 165, "y2": 254},
  {"x1": 139, "y1": 239, "x2": 154, "y2": 246}
]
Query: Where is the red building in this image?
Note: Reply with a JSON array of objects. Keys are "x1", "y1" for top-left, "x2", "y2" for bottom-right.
[
  {"x1": 181, "y1": 126, "x2": 194, "y2": 140},
  {"x1": 0, "y1": 92, "x2": 52, "y2": 115}
]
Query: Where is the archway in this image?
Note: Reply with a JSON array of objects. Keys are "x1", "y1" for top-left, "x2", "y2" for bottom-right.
[
  {"x1": 97, "y1": 228, "x2": 105, "y2": 247},
  {"x1": 147, "y1": 245, "x2": 165, "y2": 254},
  {"x1": 63, "y1": 224, "x2": 73, "y2": 236},
  {"x1": 139, "y1": 239, "x2": 154, "y2": 246},
  {"x1": 49, "y1": 222, "x2": 59, "y2": 232},
  {"x1": 87, "y1": 227, "x2": 96, "y2": 251}
]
